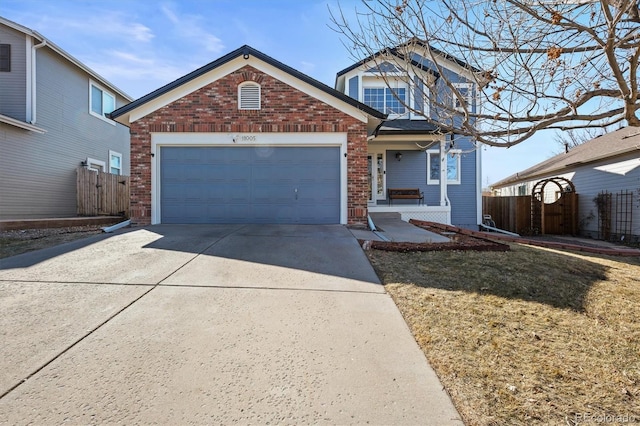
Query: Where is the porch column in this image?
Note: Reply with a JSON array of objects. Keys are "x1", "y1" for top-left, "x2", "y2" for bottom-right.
[{"x1": 439, "y1": 139, "x2": 448, "y2": 206}]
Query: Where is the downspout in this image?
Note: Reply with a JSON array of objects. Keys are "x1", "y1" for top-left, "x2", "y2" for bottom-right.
[
  {"x1": 439, "y1": 138, "x2": 448, "y2": 207},
  {"x1": 476, "y1": 140, "x2": 483, "y2": 227},
  {"x1": 30, "y1": 37, "x2": 47, "y2": 125}
]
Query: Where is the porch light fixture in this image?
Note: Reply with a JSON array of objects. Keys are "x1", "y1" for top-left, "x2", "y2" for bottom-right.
[{"x1": 395, "y1": 152, "x2": 402, "y2": 161}]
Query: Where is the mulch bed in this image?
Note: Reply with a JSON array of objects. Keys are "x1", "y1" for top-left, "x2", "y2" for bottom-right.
[{"x1": 359, "y1": 222, "x2": 510, "y2": 253}]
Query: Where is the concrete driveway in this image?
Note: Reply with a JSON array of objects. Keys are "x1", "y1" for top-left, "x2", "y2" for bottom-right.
[{"x1": 0, "y1": 224, "x2": 462, "y2": 425}]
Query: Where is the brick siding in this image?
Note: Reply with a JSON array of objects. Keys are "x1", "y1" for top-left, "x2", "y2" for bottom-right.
[{"x1": 129, "y1": 65, "x2": 369, "y2": 226}]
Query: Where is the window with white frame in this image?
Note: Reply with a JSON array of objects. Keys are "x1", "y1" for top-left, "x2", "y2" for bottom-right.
[
  {"x1": 89, "y1": 81, "x2": 116, "y2": 121},
  {"x1": 453, "y1": 82, "x2": 473, "y2": 111},
  {"x1": 109, "y1": 151, "x2": 122, "y2": 175},
  {"x1": 238, "y1": 82, "x2": 261, "y2": 110},
  {"x1": 363, "y1": 87, "x2": 406, "y2": 115},
  {"x1": 411, "y1": 77, "x2": 430, "y2": 119},
  {"x1": 427, "y1": 149, "x2": 461, "y2": 185}
]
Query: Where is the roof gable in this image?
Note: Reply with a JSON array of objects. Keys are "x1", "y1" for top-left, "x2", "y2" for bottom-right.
[
  {"x1": 491, "y1": 127, "x2": 640, "y2": 188},
  {"x1": 111, "y1": 45, "x2": 385, "y2": 125},
  {"x1": 336, "y1": 40, "x2": 479, "y2": 82}
]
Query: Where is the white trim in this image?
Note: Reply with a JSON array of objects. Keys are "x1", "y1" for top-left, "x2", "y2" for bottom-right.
[
  {"x1": 89, "y1": 80, "x2": 116, "y2": 125},
  {"x1": 150, "y1": 132, "x2": 348, "y2": 225},
  {"x1": 109, "y1": 150, "x2": 123, "y2": 175},
  {"x1": 86, "y1": 157, "x2": 106, "y2": 172},
  {"x1": 0, "y1": 113, "x2": 46, "y2": 133},
  {"x1": 427, "y1": 148, "x2": 461, "y2": 185},
  {"x1": 367, "y1": 150, "x2": 387, "y2": 203},
  {"x1": 25, "y1": 35, "x2": 32, "y2": 123}
]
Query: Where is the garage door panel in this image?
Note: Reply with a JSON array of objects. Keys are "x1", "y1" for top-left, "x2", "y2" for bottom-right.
[
  {"x1": 160, "y1": 146, "x2": 339, "y2": 224},
  {"x1": 204, "y1": 184, "x2": 246, "y2": 201},
  {"x1": 251, "y1": 205, "x2": 296, "y2": 224}
]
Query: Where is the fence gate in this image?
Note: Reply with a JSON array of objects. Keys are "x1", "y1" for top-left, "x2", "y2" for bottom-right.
[
  {"x1": 77, "y1": 167, "x2": 130, "y2": 217},
  {"x1": 531, "y1": 177, "x2": 578, "y2": 235}
]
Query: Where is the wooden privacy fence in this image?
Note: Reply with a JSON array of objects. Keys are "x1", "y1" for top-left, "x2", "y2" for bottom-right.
[
  {"x1": 482, "y1": 196, "x2": 531, "y2": 234},
  {"x1": 77, "y1": 167, "x2": 130, "y2": 217}
]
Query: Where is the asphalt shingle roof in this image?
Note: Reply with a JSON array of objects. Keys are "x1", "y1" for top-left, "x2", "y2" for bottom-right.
[
  {"x1": 376, "y1": 119, "x2": 441, "y2": 135},
  {"x1": 491, "y1": 127, "x2": 640, "y2": 188}
]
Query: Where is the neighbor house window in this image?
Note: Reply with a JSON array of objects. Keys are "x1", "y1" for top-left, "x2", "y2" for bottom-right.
[
  {"x1": 517, "y1": 184, "x2": 527, "y2": 196},
  {"x1": 427, "y1": 149, "x2": 461, "y2": 185},
  {"x1": 0, "y1": 44, "x2": 10, "y2": 72},
  {"x1": 363, "y1": 87, "x2": 406, "y2": 115},
  {"x1": 109, "y1": 151, "x2": 122, "y2": 175},
  {"x1": 453, "y1": 83, "x2": 473, "y2": 111},
  {"x1": 89, "y1": 81, "x2": 116, "y2": 122},
  {"x1": 238, "y1": 82, "x2": 261, "y2": 110}
]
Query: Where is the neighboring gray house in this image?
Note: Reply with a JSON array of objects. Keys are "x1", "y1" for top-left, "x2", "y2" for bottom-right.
[
  {"x1": 491, "y1": 127, "x2": 640, "y2": 239},
  {"x1": 335, "y1": 42, "x2": 482, "y2": 229},
  {"x1": 0, "y1": 17, "x2": 132, "y2": 220}
]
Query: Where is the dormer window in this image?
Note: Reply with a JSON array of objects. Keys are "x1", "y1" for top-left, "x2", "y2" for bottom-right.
[{"x1": 238, "y1": 82, "x2": 261, "y2": 110}]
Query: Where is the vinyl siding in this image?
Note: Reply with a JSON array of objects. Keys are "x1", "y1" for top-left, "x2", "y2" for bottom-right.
[
  {"x1": 0, "y1": 46, "x2": 130, "y2": 219},
  {"x1": 0, "y1": 25, "x2": 27, "y2": 121},
  {"x1": 448, "y1": 137, "x2": 478, "y2": 228}
]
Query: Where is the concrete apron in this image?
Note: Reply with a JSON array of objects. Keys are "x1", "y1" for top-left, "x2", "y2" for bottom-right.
[{"x1": 0, "y1": 224, "x2": 463, "y2": 425}]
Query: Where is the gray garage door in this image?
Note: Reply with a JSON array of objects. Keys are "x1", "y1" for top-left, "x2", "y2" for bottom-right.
[{"x1": 160, "y1": 146, "x2": 340, "y2": 224}]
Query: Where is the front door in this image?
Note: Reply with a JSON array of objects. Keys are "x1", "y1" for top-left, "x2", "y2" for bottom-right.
[{"x1": 367, "y1": 152, "x2": 385, "y2": 204}]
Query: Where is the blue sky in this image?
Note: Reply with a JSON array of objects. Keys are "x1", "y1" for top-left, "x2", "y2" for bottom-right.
[{"x1": 2, "y1": 0, "x2": 562, "y2": 186}]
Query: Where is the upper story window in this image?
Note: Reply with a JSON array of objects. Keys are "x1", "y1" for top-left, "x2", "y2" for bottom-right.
[
  {"x1": 89, "y1": 81, "x2": 116, "y2": 123},
  {"x1": 453, "y1": 83, "x2": 473, "y2": 112},
  {"x1": 238, "y1": 82, "x2": 261, "y2": 110},
  {"x1": 109, "y1": 150, "x2": 122, "y2": 175},
  {"x1": 363, "y1": 87, "x2": 406, "y2": 115},
  {"x1": 0, "y1": 44, "x2": 10, "y2": 72},
  {"x1": 427, "y1": 149, "x2": 461, "y2": 185}
]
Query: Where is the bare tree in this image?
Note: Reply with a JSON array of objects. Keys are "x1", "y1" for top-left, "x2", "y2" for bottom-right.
[
  {"x1": 553, "y1": 127, "x2": 607, "y2": 152},
  {"x1": 330, "y1": 0, "x2": 640, "y2": 147}
]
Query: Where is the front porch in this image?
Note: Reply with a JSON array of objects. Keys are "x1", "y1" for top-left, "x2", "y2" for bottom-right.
[
  {"x1": 367, "y1": 134, "x2": 453, "y2": 226},
  {"x1": 368, "y1": 204, "x2": 451, "y2": 225}
]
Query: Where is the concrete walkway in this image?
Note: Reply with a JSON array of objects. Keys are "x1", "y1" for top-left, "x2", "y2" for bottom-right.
[
  {"x1": 0, "y1": 224, "x2": 463, "y2": 425},
  {"x1": 351, "y1": 212, "x2": 450, "y2": 243}
]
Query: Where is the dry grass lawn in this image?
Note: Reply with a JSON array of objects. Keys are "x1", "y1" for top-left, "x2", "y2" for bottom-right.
[{"x1": 367, "y1": 244, "x2": 640, "y2": 425}]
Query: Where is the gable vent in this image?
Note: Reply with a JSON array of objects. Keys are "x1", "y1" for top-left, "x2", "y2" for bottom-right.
[{"x1": 239, "y1": 82, "x2": 261, "y2": 110}]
